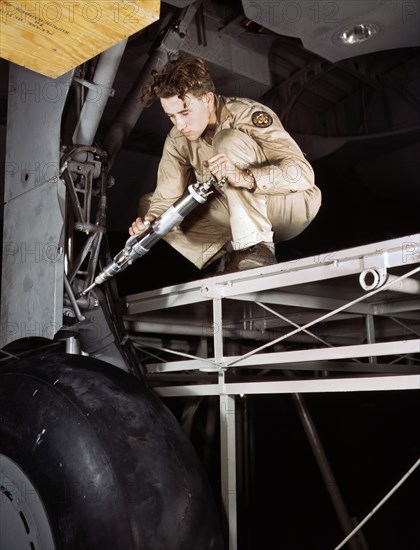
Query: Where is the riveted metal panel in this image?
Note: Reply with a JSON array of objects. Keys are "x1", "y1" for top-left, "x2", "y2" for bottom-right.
[{"x1": 1, "y1": 64, "x2": 70, "y2": 348}]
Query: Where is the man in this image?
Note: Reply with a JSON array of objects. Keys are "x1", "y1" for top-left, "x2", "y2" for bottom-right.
[{"x1": 129, "y1": 57, "x2": 321, "y2": 274}]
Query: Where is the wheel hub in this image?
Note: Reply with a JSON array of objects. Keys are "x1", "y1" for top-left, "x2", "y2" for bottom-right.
[{"x1": 0, "y1": 454, "x2": 55, "y2": 550}]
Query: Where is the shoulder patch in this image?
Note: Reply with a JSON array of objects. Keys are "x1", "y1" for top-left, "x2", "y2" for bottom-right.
[{"x1": 252, "y1": 111, "x2": 273, "y2": 128}]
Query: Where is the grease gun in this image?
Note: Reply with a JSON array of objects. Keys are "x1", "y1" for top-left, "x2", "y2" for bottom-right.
[{"x1": 79, "y1": 174, "x2": 226, "y2": 296}]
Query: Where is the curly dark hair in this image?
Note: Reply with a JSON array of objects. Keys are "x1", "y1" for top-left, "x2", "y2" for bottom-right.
[{"x1": 141, "y1": 57, "x2": 215, "y2": 106}]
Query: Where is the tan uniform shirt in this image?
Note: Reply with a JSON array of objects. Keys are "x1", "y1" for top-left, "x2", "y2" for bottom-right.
[{"x1": 147, "y1": 95, "x2": 315, "y2": 218}]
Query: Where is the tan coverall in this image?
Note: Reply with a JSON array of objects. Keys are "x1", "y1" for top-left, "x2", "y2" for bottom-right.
[{"x1": 140, "y1": 95, "x2": 322, "y2": 269}]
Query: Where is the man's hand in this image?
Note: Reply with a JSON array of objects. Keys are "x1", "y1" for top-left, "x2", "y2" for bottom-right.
[
  {"x1": 206, "y1": 153, "x2": 256, "y2": 191},
  {"x1": 129, "y1": 213, "x2": 179, "y2": 236},
  {"x1": 129, "y1": 214, "x2": 156, "y2": 236}
]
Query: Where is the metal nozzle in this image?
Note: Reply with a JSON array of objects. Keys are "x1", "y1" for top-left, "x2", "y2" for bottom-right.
[{"x1": 77, "y1": 281, "x2": 97, "y2": 298}]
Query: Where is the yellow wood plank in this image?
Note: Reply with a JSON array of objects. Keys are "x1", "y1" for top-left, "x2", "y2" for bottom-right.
[{"x1": 0, "y1": 0, "x2": 160, "y2": 77}]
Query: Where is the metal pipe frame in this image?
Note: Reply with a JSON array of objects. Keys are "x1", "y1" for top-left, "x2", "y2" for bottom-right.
[
  {"x1": 124, "y1": 234, "x2": 420, "y2": 390},
  {"x1": 123, "y1": 234, "x2": 419, "y2": 550}
]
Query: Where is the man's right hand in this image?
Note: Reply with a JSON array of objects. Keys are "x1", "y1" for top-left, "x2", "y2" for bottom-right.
[{"x1": 129, "y1": 214, "x2": 156, "y2": 236}]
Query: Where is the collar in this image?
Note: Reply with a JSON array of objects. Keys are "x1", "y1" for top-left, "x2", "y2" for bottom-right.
[
  {"x1": 214, "y1": 94, "x2": 231, "y2": 128},
  {"x1": 197, "y1": 94, "x2": 231, "y2": 144}
]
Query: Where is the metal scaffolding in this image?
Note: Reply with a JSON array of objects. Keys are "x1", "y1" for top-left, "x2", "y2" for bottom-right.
[{"x1": 123, "y1": 233, "x2": 420, "y2": 550}]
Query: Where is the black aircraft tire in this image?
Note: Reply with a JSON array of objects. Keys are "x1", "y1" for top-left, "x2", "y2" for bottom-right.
[{"x1": 0, "y1": 352, "x2": 223, "y2": 550}]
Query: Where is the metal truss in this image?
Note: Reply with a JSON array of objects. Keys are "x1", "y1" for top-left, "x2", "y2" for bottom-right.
[
  {"x1": 124, "y1": 233, "x2": 420, "y2": 395},
  {"x1": 123, "y1": 233, "x2": 420, "y2": 550}
]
